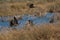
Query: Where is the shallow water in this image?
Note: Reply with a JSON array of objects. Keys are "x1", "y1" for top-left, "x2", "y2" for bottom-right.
[{"x1": 0, "y1": 12, "x2": 54, "y2": 29}]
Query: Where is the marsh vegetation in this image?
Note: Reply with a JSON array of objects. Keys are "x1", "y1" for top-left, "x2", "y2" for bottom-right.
[{"x1": 0, "y1": 0, "x2": 60, "y2": 40}]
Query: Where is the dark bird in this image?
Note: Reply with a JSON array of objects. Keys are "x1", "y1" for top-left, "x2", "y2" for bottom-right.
[
  {"x1": 10, "y1": 20, "x2": 14, "y2": 27},
  {"x1": 14, "y1": 16, "x2": 18, "y2": 24},
  {"x1": 48, "y1": 9, "x2": 53, "y2": 13},
  {"x1": 49, "y1": 18, "x2": 54, "y2": 23},
  {"x1": 10, "y1": 16, "x2": 18, "y2": 27},
  {"x1": 29, "y1": 3, "x2": 35, "y2": 8},
  {"x1": 28, "y1": 20, "x2": 33, "y2": 26},
  {"x1": 48, "y1": 9, "x2": 54, "y2": 23}
]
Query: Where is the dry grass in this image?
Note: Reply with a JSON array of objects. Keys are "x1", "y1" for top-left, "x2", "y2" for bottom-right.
[
  {"x1": 0, "y1": 23, "x2": 60, "y2": 40},
  {"x1": 0, "y1": 0, "x2": 60, "y2": 16}
]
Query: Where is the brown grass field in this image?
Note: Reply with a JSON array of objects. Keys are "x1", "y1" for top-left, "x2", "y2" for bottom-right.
[
  {"x1": 0, "y1": 23, "x2": 60, "y2": 40},
  {"x1": 0, "y1": 0, "x2": 60, "y2": 16},
  {"x1": 0, "y1": 0, "x2": 60, "y2": 40}
]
